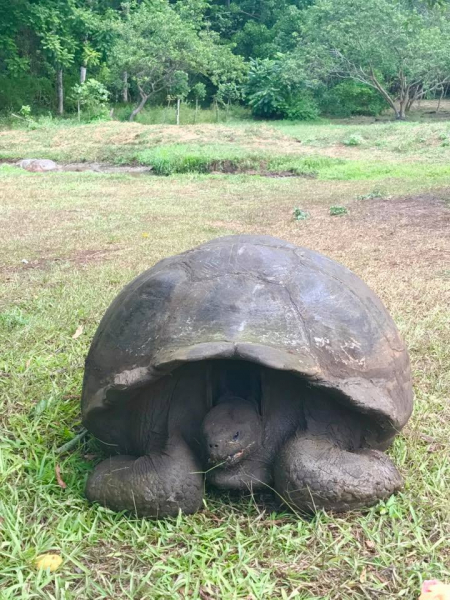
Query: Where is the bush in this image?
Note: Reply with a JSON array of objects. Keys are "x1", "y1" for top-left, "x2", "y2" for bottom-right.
[
  {"x1": 71, "y1": 79, "x2": 110, "y2": 122},
  {"x1": 319, "y1": 81, "x2": 388, "y2": 117},
  {"x1": 244, "y1": 58, "x2": 318, "y2": 120},
  {"x1": 284, "y1": 95, "x2": 319, "y2": 121}
]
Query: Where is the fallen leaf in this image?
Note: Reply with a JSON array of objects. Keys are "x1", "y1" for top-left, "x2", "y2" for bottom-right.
[
  {"x1": 35, "y1": 554, "x2": 63, "y2": 572},
  {"x1": 360, "y1": 568, "x2": 367, "y2": 583},
  {"x1": 55, "y1": 464, "x2": 67, "y2": 489},
  {"x1": 72, "y1": 325, "x2": 83, "y2": 339},
  {"x1": 142, "y1": 232, "x2": 150, "y2": 238},
  {"x1": 26, "y1": 359, "x2": 31, "y2": 369},
  {"x1": 365, "y1": 540, "x2": 376, "y2": 550}
]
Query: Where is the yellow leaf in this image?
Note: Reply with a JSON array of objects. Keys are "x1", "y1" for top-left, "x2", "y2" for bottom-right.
[
  {"x1": 35, "y1": 554, "x2": 63, "y2": 572},
  {"x1": 72, "y1": 325, "x2": 83, "y2": 339},
  {"x1": 142, "y1": 233, "x2": 150, "y2": 238},
  {"x1": 360, "y1": 568, "x2": 367, "y2": 584}
]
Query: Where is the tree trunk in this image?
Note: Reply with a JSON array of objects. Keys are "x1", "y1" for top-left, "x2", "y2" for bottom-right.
[
  {"x1": 80, "y1": 66, "x2": 87, "y2": 84},
  {"x1": 129, "y1": 92, "x2": 148, "y2": 121},
  {"x1": 436, "y1": 86, "x2": 445, "y2": 113},
  {"x1": 176, "y1": 98, "x2": 181, "y2": 125},
  {"x1": 122, "y1": 72, "x2": 128, "y2": 103},
  {"x1": 369, "y1": 72, "x2": 400, "y2": 120},
  {"x1": 77, "y1": 100, "x2": 81, "y2": 122},
  {"x1": 215, "y1": 99, "x2": 219, "y2": 123},
  {"x1": 57, "y1": 68, "x2": 64, "y2": 115},
  {"x1": 195, "y1": 98, "x2": 198, "y2": 123}
]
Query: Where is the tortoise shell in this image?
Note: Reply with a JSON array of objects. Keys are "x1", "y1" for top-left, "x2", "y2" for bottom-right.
[{"x1": 82, "y1": 235, "x2": 413, "y2": 439}]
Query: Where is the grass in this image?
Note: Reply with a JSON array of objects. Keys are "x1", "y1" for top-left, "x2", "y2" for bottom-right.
[{"x1": 1, "y1": 107, "x2": 449, "y2": 599}]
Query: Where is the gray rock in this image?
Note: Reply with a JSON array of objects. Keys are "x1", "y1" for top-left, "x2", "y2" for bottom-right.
[{"x1": 17, "y1": 159, "x2": 59, "y2": 172}]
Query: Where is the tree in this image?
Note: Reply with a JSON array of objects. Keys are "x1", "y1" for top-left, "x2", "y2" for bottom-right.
[
  {"x1": 111, "y1": 0, "x2": 241, "y2": 121},
  {"x1": 30, "y1": 1, "x2": 79, "y2": 115},
  {"x1": 299, "y1": 0, "x2": 450, "y2": 119}
]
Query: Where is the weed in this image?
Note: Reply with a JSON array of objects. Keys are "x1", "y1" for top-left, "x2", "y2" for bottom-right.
[
  {"x1": 342, "y1": 133, "x2": 365, "y2": 146},
  {"x1": 293, "y1": 207, "x2": 309, "y2": 220},
  {"x1": 357, "y1": 188, "x2": 387, "y2": 200},
  {"x1": 329, "y1": 205, "x2": 348, "y2": 216}
]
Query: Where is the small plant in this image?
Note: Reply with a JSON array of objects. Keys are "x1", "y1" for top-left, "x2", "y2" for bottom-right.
[
  {"x1": 357, "y1": 189, "x2": 386, "y2": 200},
  {"x1": 71, "y1": 79, "x2": 110, "y2": 122},
  {"x1": 343, "y1": 134, "x2": 364, "y2": 146},
  {"x1": 329, "y1": 205, "x2": 348, "y2": 216},
  {"x1": 13, "y1": 105, "x2": 38, "y2": 129},
  {"x1": 293, "y1": 207, "x2": 310, "y2": 221}
]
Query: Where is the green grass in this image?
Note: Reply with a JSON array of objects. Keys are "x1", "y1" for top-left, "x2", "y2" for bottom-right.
[{"x1": 1, "y1": 113, "x2": 450, "y2": 598}]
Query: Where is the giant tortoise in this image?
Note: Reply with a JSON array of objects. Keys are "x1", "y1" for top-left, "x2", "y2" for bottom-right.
[{"x1": 81, "y1": 235, "x2": 413, "y2": 517}]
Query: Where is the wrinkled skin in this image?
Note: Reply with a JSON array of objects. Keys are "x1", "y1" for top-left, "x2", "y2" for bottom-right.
[{"x1": 85, "y1": 364, "x2": 403, "y2": 517}]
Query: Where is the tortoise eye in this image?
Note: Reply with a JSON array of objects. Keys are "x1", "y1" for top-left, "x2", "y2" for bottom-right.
[{"x1": 233, "y1": 431, "x2": 240, "y2": 441}]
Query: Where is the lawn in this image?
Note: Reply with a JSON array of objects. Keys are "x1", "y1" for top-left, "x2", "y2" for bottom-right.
[{"x1": 0, "y1": 109, "x2": 449, "y2": 599}]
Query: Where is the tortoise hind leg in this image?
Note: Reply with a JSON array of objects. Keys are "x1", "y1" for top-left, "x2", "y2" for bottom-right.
[
  {"x1": 273, "y1": 397, "x2": 403, "y2": 512},
  {"x1": 85, "y1": 436, "x2": 204, "y2": 518}
]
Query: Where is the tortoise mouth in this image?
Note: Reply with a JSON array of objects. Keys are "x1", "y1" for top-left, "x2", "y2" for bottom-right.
[{"x1": 207, "y1": 442, "x2": 256, "y2": 467}]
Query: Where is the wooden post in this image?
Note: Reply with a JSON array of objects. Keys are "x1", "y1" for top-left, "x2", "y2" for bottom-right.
[
  {"x1": 122, "y1": 71, "x2": 128, "y2": 102},
  {"x1": 176, "y1": 97, "x2": 181, "y2": 125},
  {"x1": 57, "y1": 68, "x2": 64, "y2": 115}
]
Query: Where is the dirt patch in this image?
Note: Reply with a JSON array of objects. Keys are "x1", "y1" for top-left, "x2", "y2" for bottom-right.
[
  {"x1": 215, "y1": 192, "x2": 450, "y2": 281},
  {"x1": 2, "y1": 246, "x2": 124, "y2": 277}
]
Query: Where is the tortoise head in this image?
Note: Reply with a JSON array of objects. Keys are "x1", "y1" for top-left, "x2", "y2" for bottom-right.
[{"x1": 201, "y1": 396, "x2": 262, "y2": 467}]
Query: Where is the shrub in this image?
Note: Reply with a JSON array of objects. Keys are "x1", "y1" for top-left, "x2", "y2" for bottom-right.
[
  {"x1": 284, "y1": 95, "x2": 319, "y2": 121},
  {"x1": 319, "y1": 81, "x2": 388, "y2": 117},
  {"x1": 244, "y1": 58, "x2": 318, "y2": 120}
]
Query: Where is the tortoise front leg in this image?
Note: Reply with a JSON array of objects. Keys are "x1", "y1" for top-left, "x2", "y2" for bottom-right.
[
  {"x1": 86, "y1": 436, "x2": 204, "y2": 518},
  {"x1": 273, "y1": 398, "x2": 403, "y2": 512}
]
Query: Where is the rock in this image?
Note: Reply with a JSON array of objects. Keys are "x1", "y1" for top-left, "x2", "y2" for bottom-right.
[{"x1": 17, "y1": 159, "x2": 59, "y2": 172}]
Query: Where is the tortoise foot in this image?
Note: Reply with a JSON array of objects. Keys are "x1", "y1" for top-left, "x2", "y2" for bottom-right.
[
  {"x1": 274, "y1": 432, "x2": 403, "y2": 513},
  {"x1": 86, "y1": 438, "x2": 204, "y2": 518}
]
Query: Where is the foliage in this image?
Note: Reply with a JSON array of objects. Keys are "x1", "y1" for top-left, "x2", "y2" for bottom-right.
[
  {"x1": 2, "y1": 0, "x2": 450, "y2": 119},
  {"x1": 283, "y1": 95, "x2": 319, "y2": 120},
  {"x1": 191, "y1": 82, "x2": 207, "y2": 103},
  {"x1": 299, "y1": 0, "x2": 450, "y2": 119},
  {"x1": 110, "y1": 1, "x2": 244, "y2": 120},
  {"x1": 244, "y1": 56, "x2": 313, "y2": 119},
  {"x1": 71, "y1": 79, "x2": 110, "y2": 121},
  {"x1": 320, "y1": 81, "x2": 388, "y2": 117},
  {"x1": 168, "y1": 71, "x2": 190, "y2": 99}
]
